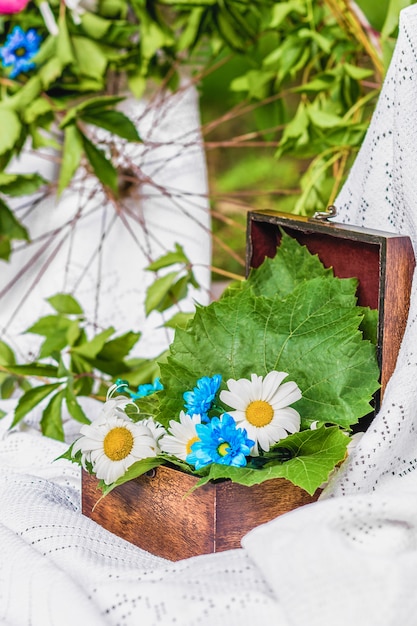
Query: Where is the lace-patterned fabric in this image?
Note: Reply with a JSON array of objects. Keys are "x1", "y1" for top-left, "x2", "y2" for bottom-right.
[
  {"x1": 2, "y1": 6, "x2": 417, "y2": 626},
  {"x1": 324, "y1": 4, "x2": 417, "y2": 498}
]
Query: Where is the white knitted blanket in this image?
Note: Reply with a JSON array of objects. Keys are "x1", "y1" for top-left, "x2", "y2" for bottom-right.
[{"x1": 3, "y1": 6, "x2": 417, "y2": 626}]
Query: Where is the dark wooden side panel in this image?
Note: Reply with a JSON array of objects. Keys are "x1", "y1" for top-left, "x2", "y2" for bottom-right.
[
  {"x1": 82, "y1": 466, "x2": 216, "y2": 561},
  {"x1": 214, "y1": 478, "x2": 320, "y2": 552},
  {"x1": 381, "y1": 237, "x2": 415, "y2": 392}
]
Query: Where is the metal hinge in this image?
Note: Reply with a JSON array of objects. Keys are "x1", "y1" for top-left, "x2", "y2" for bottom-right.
[{"x1": 310, "y1": 204, "x2": 338, "y2": 222}]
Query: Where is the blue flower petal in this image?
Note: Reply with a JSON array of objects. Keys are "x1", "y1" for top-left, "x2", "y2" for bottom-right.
[
  {"x1": 186, "y1": 412, "x2": 254, "y2": 470},
  {"x1": 183, "y1": 374, "x2": 222, "y2": 420},
  {"x1": 0, "y1": 26, "x2": 42, "y2": 78}
]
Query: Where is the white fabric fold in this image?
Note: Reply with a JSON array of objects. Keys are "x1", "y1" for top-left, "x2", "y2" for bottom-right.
[{"x1": 243, "y1": 492, "x2": 417, "y2": 626}]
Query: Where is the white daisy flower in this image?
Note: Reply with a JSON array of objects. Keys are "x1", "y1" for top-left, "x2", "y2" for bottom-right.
[
  {"x1": 72, "y1": 414, "x2": 157, "y2": 485},
  {"x1": 159, "y1": 411, "x2": 201, "y2": 460},
  {"x1": 219, "y1": 371, "x2": 302, "y2": 455}
]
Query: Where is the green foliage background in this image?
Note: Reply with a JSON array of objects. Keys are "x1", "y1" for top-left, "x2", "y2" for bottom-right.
[
  {"x1": 0, "y1": 0, "x2": 415, "y2": 265},
  {"x1": 0, "y1": 0, "x2": 412, "y2": 432}
]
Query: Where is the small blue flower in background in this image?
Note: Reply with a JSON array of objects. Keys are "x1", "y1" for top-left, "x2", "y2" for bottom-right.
[
  {"x1": 115, "y1": 377, "x2": 163, "y2": 400},
  {"x1": 132, "y1": 377, "x2": 164, "y2": 399},
  {"x1": 0, "y1": 26, "x2": 42, "y2": 79},
  {"x1": 186, "y1": 413, "x2": 254, "y2": 470},
  {"x1": 183, "y1": 374, "x2": 222, "y2": 422}
]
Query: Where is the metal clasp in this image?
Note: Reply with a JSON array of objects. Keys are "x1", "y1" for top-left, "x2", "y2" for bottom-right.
[{"x1": 310, "y1": 204, "x2": 338, "y2": 222}]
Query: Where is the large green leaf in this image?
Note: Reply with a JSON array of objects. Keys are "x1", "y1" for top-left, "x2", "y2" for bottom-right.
[
  {"x1": 195, "y1": 426, "x2": 350, "y2": 495},
  {"x1": 380, "y1": 0, "x2": 410, "y2": 38},
  {"x1": 158, "y1": 277, "x2": 379, "y2": 429}
]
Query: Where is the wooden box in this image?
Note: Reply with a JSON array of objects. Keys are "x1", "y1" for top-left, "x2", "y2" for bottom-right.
[
  {"x1": 247, "y1": 209, "x2": 415, "y2": 414},
  {"x1": 82, "y1": 209, "x2": 415, "y2": 561},
  {"x1": 82, "y1": 466, "x2": 320, "y2": 561}
]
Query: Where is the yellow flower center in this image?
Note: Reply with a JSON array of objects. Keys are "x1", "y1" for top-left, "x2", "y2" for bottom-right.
[
  {"x1": 217, "y1": 442, "x2": 230, "y2": 457},
  {"x1": 103, "y1": 427, "x2": 134, "y2": 461},
  {"x1": 245, "y1": 400, "x2": 274, "y2": 427},
  {"x1": 186, "y1": 435, "x2": 199, "y2": 455}
]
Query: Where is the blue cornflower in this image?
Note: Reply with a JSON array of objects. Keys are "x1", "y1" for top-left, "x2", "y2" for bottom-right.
[
  {"x1": 183, "y1": 374, "x2": 222, "y2": 422},
  {"x1": 186, "y1": 413, "x2": 254, "y2": 470},
  {"x1": 0, "y1": 26, "x2": 42, "y2": 79}
]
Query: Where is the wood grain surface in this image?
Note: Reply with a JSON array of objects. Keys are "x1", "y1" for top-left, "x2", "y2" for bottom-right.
[{"x1": 82, "y1": 467, "x2": 320, "y2": 561}]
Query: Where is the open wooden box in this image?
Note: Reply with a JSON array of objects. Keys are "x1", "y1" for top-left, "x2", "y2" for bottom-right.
[{"x1": 82, "y1": 209, "x2": 415, "y2": 561}]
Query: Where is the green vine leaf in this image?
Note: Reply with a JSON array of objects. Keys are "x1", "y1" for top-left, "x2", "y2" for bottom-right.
[
  {"x1": 0, "y1": 172, "x2": 46, "y2": 197},
  {"x1": 0, "y1": 198, "x2": 29, "y2": 260},
  {"x1": 80, "y1": 110, "x2": 141, "y2": 142},
  {"x1": 41, "y1": 390, "x2": 65, "y2": 441},
  {"x1": 71, "y1": 327, "x2": 115, "y2": 360},
  {"x1": 0, "y1": 108, "x2": 22, "y2": 156},
  {"x1": 81, "y1": 133, "x2": 118, "y2": 194},
  {"x1": 145, "y1": 271, "x2": 180, "y2": 315},
  {"x1": 5, "y1": 364, "x2": 59, "y2": 377},
  {"x1": 146, "y1": 243, "x2": 189, "y2": 271},
  {"x1": 58, "y1": 125, "x2": 83, "y2": 195},
  {"x1": 12, "y1": 383, "x2": 62, "y2": 428},
  {"x1": 65, "y1": 386, "x2": 90, "y2": 425},
  {"x1": 47, "y1": 294, "x2": 83, "y2": 315}
]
